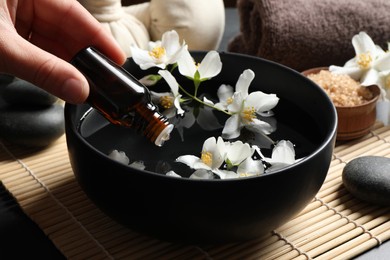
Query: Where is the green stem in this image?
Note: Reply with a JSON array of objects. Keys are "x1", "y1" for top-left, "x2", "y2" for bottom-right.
[
  {"x1": 169, "y1": 63, "x2": 178, "y2": 73},
  {"x1": 193, "y1": 80, "x2": 200, "y2": 97},
  {"x1": 178, "y1": 85, "x2": 232, "y2": 116}
]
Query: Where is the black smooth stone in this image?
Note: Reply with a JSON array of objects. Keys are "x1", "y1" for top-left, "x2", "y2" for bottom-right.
[
  {"x1": 0, "y1": 104, "x2": 64, "y2": 147},
  {"x1": 2, "y1": 78, "x2": 58, "y2": 106},
  {"x1": 342, "y1": 156, "x2": 390, "y2": 206}
]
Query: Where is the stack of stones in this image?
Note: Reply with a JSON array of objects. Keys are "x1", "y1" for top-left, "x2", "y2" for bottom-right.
[{"x1": 0, "y1": 74, "x2": 65, "y2": 147}]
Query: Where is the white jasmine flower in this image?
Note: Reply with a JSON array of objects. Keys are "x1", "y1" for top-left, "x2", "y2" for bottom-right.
[
  {"x1": 108, "y1": 150, "x2": 130, "y2": 165},
  {"x1": 214, "y1": 84, "x2": 234, "y2": 110},
  {"x1": 214, "y1": 154, "x2": 264, "y2": 179},
  {"x1": 177, "y1": 49, "x2": 222, "y2": 82},
  {"x1": 166, "y1": 171, "x2": 182, "y2": 178},
  {"x1": 236, "y1": 157, "x2": 264, "y2": 177},
  {"x1": 130, "y1": 30, "x2": 186, "y2": 70},
  {"x1": 224, "y1": 140, "x2": 254, "y2": 166},
  {"x1": 152, "y1": 70, "x2": 185, "y2": 117},
  {"x1": 129, "y1": 161, "x2": 146, "y2": 170},
  {"x1": 150, "y1": 91, "x2": 178, "y2": 118},
  {"x1": 222, "y1": 90, "x2": 279, "y2": 139},
  {"x1": 209, "y1": 69, "x2": 278, "y2": 139},
  {"x1": 269, "y1": 140, "x2": 296, "y2": 164},
  {"x1": 329, "y1": 32, "x2": 390, "y2": 90},
  {"x1": 176, "y1": 136, "x2": 226, "y2": 171},
  {"x1": 214, "y1": 69, "x2": 257, "y2": 111},
  {"x1": 257, "y1": 140, "x2": 297, "y2": 172}
]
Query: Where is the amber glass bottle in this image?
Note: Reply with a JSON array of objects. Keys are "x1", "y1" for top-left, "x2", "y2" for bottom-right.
[{"x1": 71, "y1": 47, "x2": 173, "y2": 146}]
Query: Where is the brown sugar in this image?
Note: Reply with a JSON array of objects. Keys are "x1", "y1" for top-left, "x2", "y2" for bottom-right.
[{"x1": 307, "y1": 70, "x2": 373, "y2": 107}]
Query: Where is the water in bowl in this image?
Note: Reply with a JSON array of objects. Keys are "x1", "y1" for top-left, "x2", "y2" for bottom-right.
[{"x1": 78, "y1": 96, "x2": 321, "y2": 178}]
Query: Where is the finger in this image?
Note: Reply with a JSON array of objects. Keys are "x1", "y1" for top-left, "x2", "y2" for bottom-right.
[
  {"x1": 16, "y1": 0, "x2": 126, "y2": 64},
  {"x1": 0, "y1": 32, "x2": 89, "y2": 104}
]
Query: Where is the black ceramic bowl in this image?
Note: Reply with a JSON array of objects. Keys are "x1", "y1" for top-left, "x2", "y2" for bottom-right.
[{"x1": 65, "y1": 52, "x2": 337, "y2": 244}]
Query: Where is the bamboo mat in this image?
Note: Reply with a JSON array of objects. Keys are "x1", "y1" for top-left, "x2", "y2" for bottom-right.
[{"x1": 0, "y1": 123, "x2": 390, "y2": 259}]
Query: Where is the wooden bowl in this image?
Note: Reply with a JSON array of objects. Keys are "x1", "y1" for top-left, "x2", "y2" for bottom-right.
[{"x1": 302, "y1": 67, "x2": 380, "y2": 141}]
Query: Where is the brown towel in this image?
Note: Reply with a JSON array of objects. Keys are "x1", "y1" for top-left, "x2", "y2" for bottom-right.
[{"x1": 228, "y1": 0, "x2": 390, "y2": 72}]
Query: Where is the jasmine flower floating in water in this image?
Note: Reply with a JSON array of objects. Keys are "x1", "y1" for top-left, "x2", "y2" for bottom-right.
[
  {"x1": 254, "y1": 140, "x2": 299, "y2": 173},
  {"x1": 108, "y1": 149, "x2": 129, "y2": 165},
  {"x1": 176, "y1": 136, "x2": 226, "y2": 172},
  {"x1": 108, "y1": 150, "x2": 146, "y2": 170},
  {"x1": 215, "y1": 69, "x2": 279, "y2": 139},
  {"x1": 178, "y1": 49, "x2": 222, "y2": 83},
  {"x1": 173, "y1": 137, "x2": 296, "y2": 179},
  {"x1": 121, "y1": 29, "x2": 302, "y2": 178},
  {"x1": 329, "y1": 31, "x2": 390, "y2": 99},
  {"x1": 150, "y1": 70, "x2": 185, "y2": 118}
]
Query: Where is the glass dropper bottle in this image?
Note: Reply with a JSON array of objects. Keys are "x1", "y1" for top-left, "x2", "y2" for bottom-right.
[{"x1": 71, "y1": 47, "x2": 173, "y2": 146}]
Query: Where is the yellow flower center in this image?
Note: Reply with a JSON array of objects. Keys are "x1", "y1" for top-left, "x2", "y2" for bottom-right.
[
  {"x1": 159, "y1": 96, "x2": 174, "y2": 109},
  {"x1": 241, "y1": 107, "x2": 256, "y2": 122},
  {"x1": 239, "y1": 172, "x2": 249, "y2": 177},
  {"x1": 201, "y1": 151, "x2": 213, "y2": 167},
  {"x1": 226, "y1": 97, "x2": 233, "y2": 105},
  {"x1": 239, "y1": 172, "x2": 259, "y2": 178},
  {"x1": 149, "y1": 46, "x2": 166, "y2": 59},
  {"x1": 385, "y1": 75, "x2": 390, "y2": 90},
  {"x1": 357, "y1": 52, "x2": 372, "y2": 69}
]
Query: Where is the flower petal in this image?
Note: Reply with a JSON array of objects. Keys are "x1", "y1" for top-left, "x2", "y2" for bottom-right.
[
  {"x1": 213, "y1": 169, "x2": 238, "y2": 179},
  {"x1": 189, "y1": 169, "x2": 215, "y2": 179},
  {"x1": 217, "y1": 84, "x2": 234, "y2": 105},
  {"x1": 129, "y1": 161, "x2": 146, "y2": 170},
  {"x1": 177, "y1": 49, "x2": 197, "y2": 78},
  {"x1": 225, "y1": 141, "x2": 253, "y2": 165},
  {"x1": 352, "y1": 31, "x2": 377, "y2": 55},
  {"x1": 237, "y1": 157, "x2": 264, "y2": 176},
  {"x1": 198, "y1": 51, "x2": 222, "y2": 80},
  {"x1": 174, "y1": 95, "x2": 185, "y2": 115},
  {"x1": 158, "y1": 70, "x2": 179, "y2": 95},
  {"x1": 246, "y1": 91, "x2": 279, "y2": 113},
  {"x1": 213, "y1": 137, "x2": 227, "y2": 169},
  {"x1": 130, "y1": 47, "x2": 161, "y2": 70},
  {"x1": 108, "y1": 150, "x2": 129, "y2": 165},
  {"x1": 222, "y1": 114, "x2": 242, "y2": 139},
  {"x1": 245, "y1": 118, "x2": 274, "y2": 135},
  {"x1": 360, "y1": 69, "x2": 380, "y2": 87},
  {"x1": 374, "y1": 52, "x2": 390, "y2": 71},
  {"x1": 227, "y1": 92, "x2": 244, "y2": 113},
  {"x1": 235, "y1": 69, "x2": 255, "y2": 97},
  {"x1": 271, "y1": 140, "x2": 296, "y2": 164},
  {"x1": 329, "y1": 65, "x2": 363, "y2": 81},
  {"x1": 166, "y1": 171, "x2": 182, "y2": 178},
  {"x1": 161, "y1": 30, "x2": 181, "y2": 56},
  {"x1": 176, "y1": 155, "x2": 200, "y2": 168}
]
